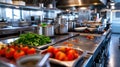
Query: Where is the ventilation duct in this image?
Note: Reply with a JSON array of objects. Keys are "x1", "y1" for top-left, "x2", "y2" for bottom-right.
[{"x1": 56, "y1": 0, "x2": 105, "y2": 7}]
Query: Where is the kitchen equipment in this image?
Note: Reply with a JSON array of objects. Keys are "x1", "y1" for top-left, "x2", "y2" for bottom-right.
[
  {"x1": 19, "y1": 21, "x2": 30, "y2": 27},
  {"x1": 74, "y1": 27, "x2": 87, "y2": 31},
  {"x1": 40, "y1": 46, "x2": 85, "y2": 67},
  {"x1": 68, "y1": 22, "x2": 76, "y2": 31},
  {"x1": 54, "y1": 15, "x2": 68, "y2": 35},
  {"x1": 16, "y1": 54, "x2": 50, "y2": 67},
  {"x1": 37, "y1": 53, "x2": 50, "y2": 67},
  {"x1": 6, "y1": 0, "x2": 12, "y2": 4},
  {"x1": 38, "y1": 24, "x2": 54, "y2": 37},
  {"x1": 55, "y1": 23, "x2": 68, "y2": 34},
  {"x1": 0, "y1": 0, "x2": 12, "y2": 4},
  {"x1": 56, "y1": 0, "x2": 104, "y2": 7},
  {"x1": 0, "y1": 61, "x2": 16, "y2": 67},
  {"x1": 87, "y1": 28, "x2": 97, "y2": 32},
  {"x1": 0, "y1": 22, "x2": 8, "y2": 28}
]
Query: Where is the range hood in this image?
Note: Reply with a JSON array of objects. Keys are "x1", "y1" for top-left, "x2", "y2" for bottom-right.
[{"x1": 56, "y1": 0, "x2": 106, "y2": 7}]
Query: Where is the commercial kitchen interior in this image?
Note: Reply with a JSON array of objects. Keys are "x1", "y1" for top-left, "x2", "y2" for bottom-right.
[{"x1": 0, "y1": 0, "x2": 120, "y2": 67}]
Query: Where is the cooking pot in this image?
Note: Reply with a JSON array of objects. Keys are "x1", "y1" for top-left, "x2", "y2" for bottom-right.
[
  {"x1": 68, "y1": 21, "x2": 76, "y2": 31},
  {"x1": 38, "y1": 25, "x2": 54, "y2": 37},
  {"x1": 55, "y1": 23, "x2": 68, "y2": 35}
]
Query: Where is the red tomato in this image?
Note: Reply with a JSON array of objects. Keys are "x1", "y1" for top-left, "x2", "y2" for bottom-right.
[
  {"x1": 66, "y1": 47, "x2": 72, "y2": 52},
  {"x1": 47, "y1": 46, "x2": 54, "y2": 53},
  {"x1": 14, "y1": 46, "x2": 19, "y2": 50},
  {"x1": 67, "y1": 49, "x2": 76, "y2": 54},
  {"x1": 27, "y1": 48, "x2": 36, "y2": 55},
  {"x1": 64, "y1": 56, "x2": 68, "y2": 61},
  {"x1": 55, "y1": 51, "x2": 66, "y2": 61},
  {"x1": 53, "y1": 48, "x2": 59, "y2": 55},
  {"x1": 74, "y1": 53, "x2": 79, "y2": 58},
  {"x1": 0, "y1": 47, "x2": 8, "y2": 56},
  {"x1": 49, "y1": 52, "x2": 54, "y2": 58},
  {"x1": 58, "y1": 46, "x2": 66, "y2": 53},
  {"x1": 67, "y1": 53, "x2": 74, "y2": 61},
  {"x1": 21, "y1": 46, "x2": 29, "y2": 54},
  {"x1": 14, "y1": 50, "x2": 25, "y2": 60},
  {"x1": 9, "y1": 45, "x2": 15, "y2": 49},
  {"x1": 5, "y1": 48, "x2": 15, "y2": 58},
  {"x1": 67, "y1": 49, "x2": 76, "y2": 60}
]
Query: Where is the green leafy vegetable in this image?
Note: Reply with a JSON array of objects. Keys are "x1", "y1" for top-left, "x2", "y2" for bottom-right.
[
  {"x1": 13, "y1": 32, "x2": 51, "y2": 46},
  {"x1": 41, "y1": 23, "x2": 47, "y2": 27}
]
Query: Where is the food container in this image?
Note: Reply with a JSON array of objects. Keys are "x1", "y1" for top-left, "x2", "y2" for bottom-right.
[
  {"x1": 87, "y1": 28, "x2": 97, "y2": 32},
  {"x1": 74, "y1": 27, "x2": 87, "y2": 31},
  {"x1": 38, "y1": 24, "x2": 54, "y2": 37},
  {"x1": 55, "y1": 24, "x2": 68, "y2": 34},
  {"x1": 68, "y1": 22, "x2": 76, "y2": 31},
  {"x1": 16, "y1": 54, "x2": 50, "y2": 67},
  {"x1": 41, "y1": 46, "x2": 87, "y2": 67}
]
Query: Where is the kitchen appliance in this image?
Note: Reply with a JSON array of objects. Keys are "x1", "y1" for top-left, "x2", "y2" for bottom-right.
[
  {"x1": 38, "y1": 24, "x2": 54, "y2": 37},
  {"x1": 55, "y1": 23, "x2": 68, "y2": 34},
  {"x1": 68, "y1": 22, "x2": 76, "y2": 31},
  {"x1": 54, "y1": 15, "x2": 68, "y2": 35},
  {"x1": 67, "y1": 14, "x2": 77, "y2": 31}
]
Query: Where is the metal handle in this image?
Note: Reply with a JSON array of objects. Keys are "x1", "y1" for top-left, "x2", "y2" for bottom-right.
[{"x1": 37, "y1": 53, "x2": 50, "y2": 67}]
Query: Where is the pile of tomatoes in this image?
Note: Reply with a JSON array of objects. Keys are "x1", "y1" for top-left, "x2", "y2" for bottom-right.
[
  {"x1": 42, "y1": 46, "x2": 83, "y2": 61},
  {"x1": 0, "y1": 44, "x2": 36, "y2": 60}
]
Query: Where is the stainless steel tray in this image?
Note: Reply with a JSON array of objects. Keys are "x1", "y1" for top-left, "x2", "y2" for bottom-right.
[{"x1": 40, "y1": 46, "x2": 87, "y2": 67}]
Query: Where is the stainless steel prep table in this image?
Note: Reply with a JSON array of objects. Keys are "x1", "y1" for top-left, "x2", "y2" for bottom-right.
[{"x1": 0, "y1": 29, "x2": 111, "y2": 67}]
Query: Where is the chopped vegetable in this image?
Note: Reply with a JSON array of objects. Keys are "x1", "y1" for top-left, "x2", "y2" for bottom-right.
[{"x1": 13, "y1": 32, "x2": 51, "y2": 46}]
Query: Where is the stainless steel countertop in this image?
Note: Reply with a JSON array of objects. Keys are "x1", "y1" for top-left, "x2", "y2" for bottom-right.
[
  {"x1": 54, "y1": 35, "x2": 102, "y2": 53},
  {"x1": 0, "y1": 26, "x2": 37, "y2": 31},
  {"x1": 0, "y1": 32, "x2": 79, "y2": 47},
  {"x1": 0, "y1": 29, "x2": 111, "y2": 67}
]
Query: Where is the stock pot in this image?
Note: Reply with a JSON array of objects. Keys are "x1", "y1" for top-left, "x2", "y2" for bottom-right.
[{"x1": 38, "y1": 24, "x2": 54, "y2": 37}]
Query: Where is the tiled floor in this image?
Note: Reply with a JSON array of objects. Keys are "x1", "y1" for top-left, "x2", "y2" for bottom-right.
[{"x1": 107, "y1": 34, "x2": 120, "y2": 67}]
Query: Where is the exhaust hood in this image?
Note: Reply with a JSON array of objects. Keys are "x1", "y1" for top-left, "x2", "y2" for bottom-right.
[{"x1": 56, "y1": 0, "x2": 105, "y2": 7}]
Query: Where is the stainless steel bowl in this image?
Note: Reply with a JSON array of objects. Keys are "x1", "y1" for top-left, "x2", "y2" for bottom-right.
[
  {"x1": 38, "y1": 25, "x2": 54, "y2": 37},
  {"x1": 16, "y1": 54, "x2": 50, "y2": 67},
  {"x1": 74, "y1": 27, "x2": 87, "y2": 31},
  {"x1": 87, "y1": 28, "x2": 97, "y2": 32}
]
